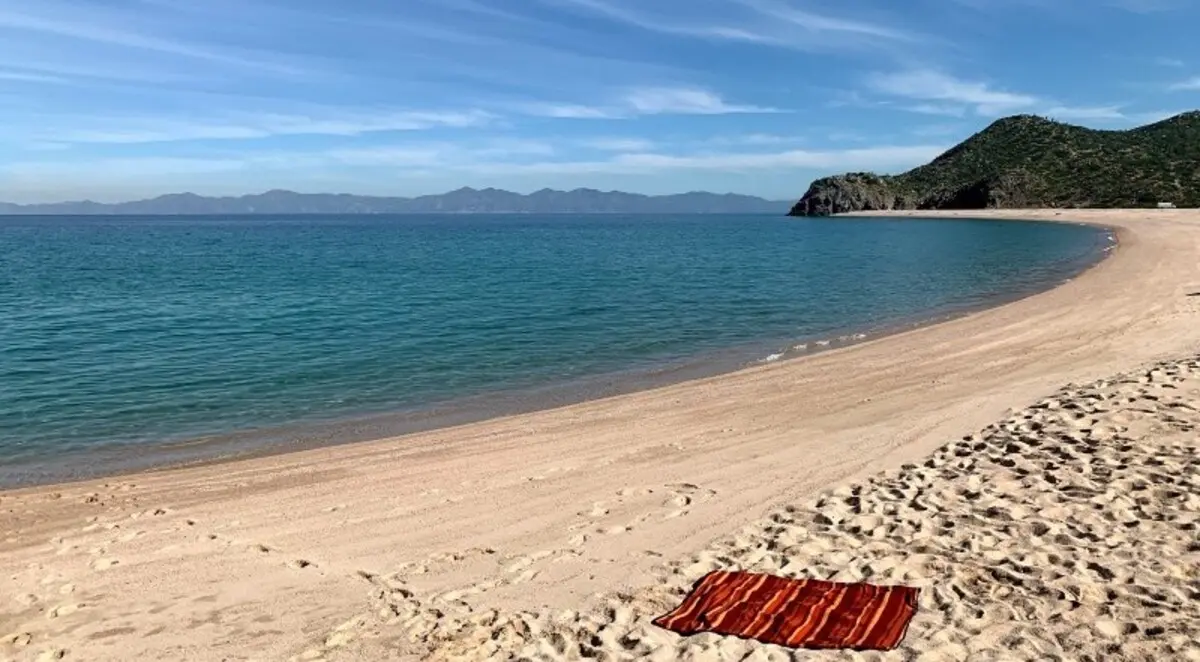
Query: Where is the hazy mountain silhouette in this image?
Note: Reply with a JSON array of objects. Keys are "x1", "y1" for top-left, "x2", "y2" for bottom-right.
[{"x1": 0, "y1": 187, "x2": 787, "y2": 215}]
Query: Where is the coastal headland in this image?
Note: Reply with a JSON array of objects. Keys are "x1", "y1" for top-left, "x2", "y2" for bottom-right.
[{"x1": 2, "y1": 209, "x2": 1199, "y2": 661}]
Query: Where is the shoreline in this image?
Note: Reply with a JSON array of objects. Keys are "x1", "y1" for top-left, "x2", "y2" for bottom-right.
[
  {"x1": 2, "y1": 209, "x2": 1198, "y2": 662},
  {"x1": 0, "y1": 216, "x2": 1113, "y2": 490}
]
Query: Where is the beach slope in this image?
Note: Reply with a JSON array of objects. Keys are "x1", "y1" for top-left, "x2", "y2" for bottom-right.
[{"x1": 2, "y1": 209, "x2": 1199, "y2": 661}]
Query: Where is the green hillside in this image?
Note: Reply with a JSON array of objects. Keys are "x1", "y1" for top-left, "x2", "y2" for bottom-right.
[{"x1": 790, "y1": 111, "x2": 1200, "y2": 215}]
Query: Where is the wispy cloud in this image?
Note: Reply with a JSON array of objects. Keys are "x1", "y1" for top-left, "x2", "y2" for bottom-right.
[
  {"x1": 730, "y1": 0, "x2": 917, "y2": 41},
  {"x1": 583, "y1": 134, "x2": 802, "y2": 152},
  {"x1": 1126, "y1": 109, "x2": 1187, "y2": 124},
  {"x1": 1042, "y1": 105, "x2": 1127, "y2": 120},
  {"x1": 519, "y1": 86, "x2": 780, "y2": 119},
  {"x1": 320, "y1": 139, "x2": 555, "y2": 168},
  {"x1": 1, "y1": 139, "x2": 560, "y2": 195},
  {"x1": 0, "y1": 69, "x2": 66, "y2": 84},
  {"x1": 520, "y1": 104, "x2": 621, "y2": 119},
  {"x1": 316, "y1": 147, "x2": 456, "y2": 168},
  {"x1": 1169, "y1": 76, "x2": 1200, "y2": 91},
  {"x1": 864, "y1": 70, "x2": 1154, "y2": 125},
  {"x1": 18, "y1": 109, "x2": 495, "y2": 145},
  {"x1": 949, "y1": 0, "x2": 1187, "y2": 14},
  {"x1": 708, "y1": 133, "x2": 805, "y2": 146},
  {"x1": 1, "y1": 157, "x2": 250, "y2": 178},
  {"x1": 0, "y1": 60, "x2": 190, "y2": 85},
  {"x1": 465, "y1": 145, "x2": 946, "y2": 175},
  {"x1": 540, "y1": 0, "x2": 921, "y2": 51},
  {"x1": 1108, "y1": 0, "x2": 1188, "y2": 12},
  {"x1": 583, "y1": 137, "x2": 657, "y2": 151},
  {"x1": 0, "y1": 5, "x2": 312, "y2": 76},
  {"x1": 1154, "y1": 56, "x2": 1185, "y2": 68},
  {"x1": 624, "y1": 87, "x2": 780, "y2": 115},
  {"x1": 903, "y1": 103, "x2": 968, "y2": 117},
  {"x1": 867, "y1": 70, "x2": 1038, "y2": 116},
  {"x1": 1, "y1": 143, "x2": 945, "y2": 193}
]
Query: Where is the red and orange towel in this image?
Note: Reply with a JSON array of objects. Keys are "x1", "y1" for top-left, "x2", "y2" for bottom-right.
[{"x1": 653, "y1": 571, "x2": 920, "y2": 651}]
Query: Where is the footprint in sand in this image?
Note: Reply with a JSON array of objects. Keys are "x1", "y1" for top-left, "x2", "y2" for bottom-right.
[
  {"x1": 128, "y1": 507, "x2": 168, "y2": 519},
  {"x1": 668, "y1": 494, "x2": 694, "y2": 508},
  {"x1": 54, "y1": 541, "x2": 80, "y2": 556},
  {"x1": 583, "y1": 503, "x2": 610, "y2": 518},
  {"x1": 511, "y1": 568, "x2": 540, "y2": 584},
  {"x1": 663, "y1": 483, "x2": 718, "y2": 519},
  {"x1": 91, "y1": 558, "x2": 119, "y2": 571},
  {"x1": 499, "y1": 550, "x2": 561, "y2": 582},
  {"x1": 568, "y1": 533, "x2": 590, "y2": 547},
  {"x1": 47, "y1": 603, "x2": 85, "y2": 619},
  {"x1": 118, "y1": 530, "x2": 147, "y2": 543},
  {"x1": 37, "y1": 575, "x2": 61, "y2": 589}
]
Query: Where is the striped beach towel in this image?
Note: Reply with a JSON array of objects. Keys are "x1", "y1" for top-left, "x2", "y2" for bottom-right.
[{"x1": 653, "y1": 571, "x2": 920, "y2": 650}]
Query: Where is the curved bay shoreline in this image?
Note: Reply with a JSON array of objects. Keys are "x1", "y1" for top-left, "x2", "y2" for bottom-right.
[
  {"x1": 2, "y1": 209, "x2": 1199, "y2": 661},
  {"x1": 0, "y1": 215, "x2": 1111, "y2": 490}
]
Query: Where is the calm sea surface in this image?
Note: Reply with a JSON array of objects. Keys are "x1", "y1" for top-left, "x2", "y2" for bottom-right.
[{"x1": 0, "y1": 214, "x2": 1110, "y2": 485}]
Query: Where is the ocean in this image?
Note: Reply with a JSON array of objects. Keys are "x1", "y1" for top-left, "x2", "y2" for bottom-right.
[{"x1": 0, "y1": 214, "x2": 1111, "y2": 486}]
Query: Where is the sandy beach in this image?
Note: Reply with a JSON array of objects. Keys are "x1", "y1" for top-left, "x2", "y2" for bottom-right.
[{"x1": 2, "y1": 209, "x2": 1199, "y2": 662}]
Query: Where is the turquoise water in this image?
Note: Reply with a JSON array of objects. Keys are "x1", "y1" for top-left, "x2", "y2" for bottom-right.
[{"x1": 0, "y1": 214, "x2": 1109, "y2": 485}]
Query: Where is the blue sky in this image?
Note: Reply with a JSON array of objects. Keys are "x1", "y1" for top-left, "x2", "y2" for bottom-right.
[{"x1": 1, "y1": 0, "x2": 1197, "y2": 203}]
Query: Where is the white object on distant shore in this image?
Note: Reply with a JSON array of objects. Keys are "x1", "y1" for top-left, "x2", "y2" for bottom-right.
[{"x1": 1157, "y1": 201, "x2": 1176, "y2": 209}]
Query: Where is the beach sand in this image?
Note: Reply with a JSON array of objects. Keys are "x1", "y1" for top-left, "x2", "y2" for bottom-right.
[{"x1": 2, "y1": 209, "x2": 1199, "y2": 661}]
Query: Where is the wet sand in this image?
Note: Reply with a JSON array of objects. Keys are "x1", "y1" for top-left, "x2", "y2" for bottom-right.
[{"x1": 2, "y1": 209, "x2": 1199, "y2": 661}]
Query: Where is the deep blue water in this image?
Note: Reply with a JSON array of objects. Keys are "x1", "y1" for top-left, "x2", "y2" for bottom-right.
[{"x1": 0, "y1": 214, "x2": 1110, "y2": 485}]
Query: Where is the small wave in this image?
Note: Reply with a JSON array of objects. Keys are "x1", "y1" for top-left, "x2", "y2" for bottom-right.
[{"x1": 762, "y1": 353, "x2": 784, "y2": 363}]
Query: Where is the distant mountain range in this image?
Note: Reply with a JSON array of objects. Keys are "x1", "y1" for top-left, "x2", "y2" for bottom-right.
[{"x1": 0, "y1": 187, "x2": 788, "y2": 215}]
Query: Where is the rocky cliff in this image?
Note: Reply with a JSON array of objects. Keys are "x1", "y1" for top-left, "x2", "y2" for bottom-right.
[{"x1": 786, "y1": 173, "x2": 912, "y2": 216}]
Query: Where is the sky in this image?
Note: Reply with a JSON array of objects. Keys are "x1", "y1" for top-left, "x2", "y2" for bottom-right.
[{"x1": 0, "y1": 0, "x2": 1198, "y2": 203}]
